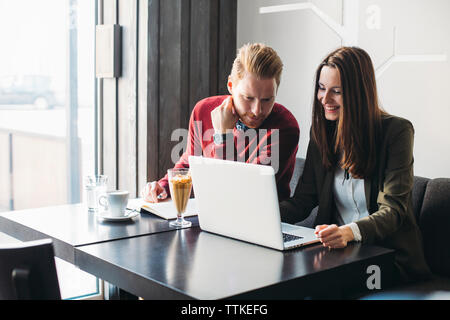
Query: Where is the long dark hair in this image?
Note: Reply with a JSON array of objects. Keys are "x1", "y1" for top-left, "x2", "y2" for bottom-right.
[{"x1": 311, "y1": 47, "x2": 385, "y2": 178}]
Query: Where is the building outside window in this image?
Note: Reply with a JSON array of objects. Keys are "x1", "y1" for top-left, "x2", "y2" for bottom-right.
[{"x1": 0, "y1": 0, "x2": 99, "y2": 299}]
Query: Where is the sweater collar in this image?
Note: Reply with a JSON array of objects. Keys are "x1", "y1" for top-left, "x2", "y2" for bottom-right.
[{"x1": 236, "y1": 119, "x2": 250, "y2": 132}]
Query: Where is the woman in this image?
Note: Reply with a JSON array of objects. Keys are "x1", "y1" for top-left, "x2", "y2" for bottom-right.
[{"x1": 280, "y1": 47, "x2": 431, "y2": 283}]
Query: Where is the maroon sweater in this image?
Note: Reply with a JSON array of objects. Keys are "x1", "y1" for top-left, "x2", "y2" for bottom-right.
[{"x1": 159, "y1": 95, "x2": 300, "y2": 201}]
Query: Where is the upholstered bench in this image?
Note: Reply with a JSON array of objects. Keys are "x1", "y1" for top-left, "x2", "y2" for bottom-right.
[{"x1": 289, "y1": 158, "x2": 450, "y2": 297}]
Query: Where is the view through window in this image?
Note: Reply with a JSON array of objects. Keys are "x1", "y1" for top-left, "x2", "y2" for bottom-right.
[{"x1": 0, "y1": 0, "x2": 98, "y2": 299}]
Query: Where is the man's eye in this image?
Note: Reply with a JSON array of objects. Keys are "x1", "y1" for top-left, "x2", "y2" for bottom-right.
[{"x1": 245, "y1": 96, "x2": 254, "y2": 100}]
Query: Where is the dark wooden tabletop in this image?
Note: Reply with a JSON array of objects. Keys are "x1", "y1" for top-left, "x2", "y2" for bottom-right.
[
  {"x1": 0, "y1": 204, "x2": 395, "y2": 299},
  {"x1": 0, "y1": 203, "x2": 198, "y2": 263},
  {"x1": 75, "y1": 226, "x2": 395, "y2": 300}
]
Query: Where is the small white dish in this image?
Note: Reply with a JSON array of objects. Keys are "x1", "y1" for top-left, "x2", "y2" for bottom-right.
[{"x1": 98, "y1": 209, "x2": 140, "y2": 221}]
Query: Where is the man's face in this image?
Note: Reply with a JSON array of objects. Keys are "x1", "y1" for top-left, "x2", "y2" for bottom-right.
[{"x1": 228, "y1": 72, "x2": 277, "y2": 128}]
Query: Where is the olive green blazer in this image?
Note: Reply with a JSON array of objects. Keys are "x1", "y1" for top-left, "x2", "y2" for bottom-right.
[{"x1": 280, "y1": 115, "x2": 431, "y2": 282}]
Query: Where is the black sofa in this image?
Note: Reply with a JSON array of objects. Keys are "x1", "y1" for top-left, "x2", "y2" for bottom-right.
[{"x1": 289, "y1": 157, "x2": 450, "y2": 297}]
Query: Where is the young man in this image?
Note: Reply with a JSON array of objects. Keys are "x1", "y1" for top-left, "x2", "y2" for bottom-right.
[{"x1": 142, "y1": 43, "x2": 300, "y2": 202}]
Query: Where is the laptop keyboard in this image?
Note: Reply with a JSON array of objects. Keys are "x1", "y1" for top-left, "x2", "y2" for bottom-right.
[{"x1": 283, "y1": 232, "x2": 303, "y2": 243}]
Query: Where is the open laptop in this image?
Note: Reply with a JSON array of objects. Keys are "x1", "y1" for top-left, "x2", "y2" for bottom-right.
[{"x1": 188, "y1": 156, "x2": 320, "y2": 250}]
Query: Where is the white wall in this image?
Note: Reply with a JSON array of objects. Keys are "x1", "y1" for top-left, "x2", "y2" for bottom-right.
[{"x1": 237, "y1": 0, "x2": 450, "y2": 178}]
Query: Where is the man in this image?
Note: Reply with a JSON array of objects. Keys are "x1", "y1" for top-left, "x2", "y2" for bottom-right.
[{"x1": 142, "y1": 43, "x2": 299, "y2": 202}]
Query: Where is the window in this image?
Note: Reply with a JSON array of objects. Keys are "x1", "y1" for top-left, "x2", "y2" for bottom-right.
[{"x1": 0, "y1": 0, "x2": 99, "y2": 299}]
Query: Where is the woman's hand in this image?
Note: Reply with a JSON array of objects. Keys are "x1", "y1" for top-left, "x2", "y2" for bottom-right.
[{"x1": 314, "y1": 224, "x2": 354, "y2": 249}]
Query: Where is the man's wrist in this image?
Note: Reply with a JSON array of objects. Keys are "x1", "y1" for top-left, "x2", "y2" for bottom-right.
[
  {"x1": 213, "y1": 131, "x2": 233, "y2": 145},
  {"x1": 214, "y1": 128, "x2": 227, "y2": 134}
]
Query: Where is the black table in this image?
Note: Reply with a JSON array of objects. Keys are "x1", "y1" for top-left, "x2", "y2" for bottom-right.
[
  {"x1": 75, "y1": 226, "x2": 395, "y2": 299},
  {"x1": 0, "y1": 204, "x2": 395, "y2": 299},
  {"x1": 0, "y1": 203, "x2": 198, "y2": 263}
]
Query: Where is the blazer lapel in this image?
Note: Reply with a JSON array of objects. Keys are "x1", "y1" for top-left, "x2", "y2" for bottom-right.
[
  {"x1": 364, "y1": 178, "x2": 371, "y2": 212},
  {"x1": 314, "y1": 168, "x2": 335, "y2": 225}
]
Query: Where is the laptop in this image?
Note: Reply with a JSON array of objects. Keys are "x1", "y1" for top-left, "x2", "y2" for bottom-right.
[{"x1": 188, "y1": 156, "x2": 320, "y2": 250}]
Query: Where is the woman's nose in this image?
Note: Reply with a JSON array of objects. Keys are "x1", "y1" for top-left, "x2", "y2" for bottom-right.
[{"x1": 321, "y1": 90, "x2": 332, "y2": 104}]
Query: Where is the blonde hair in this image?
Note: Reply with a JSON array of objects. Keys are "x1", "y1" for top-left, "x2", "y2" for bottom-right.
[{"x1": 230, "y1": 43, "x2": 283, "y2": 87}]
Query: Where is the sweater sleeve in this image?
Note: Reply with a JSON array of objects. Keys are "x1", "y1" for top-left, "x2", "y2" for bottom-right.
[{"x1": 158, "y1": 105, "x2": 204, "y2": 196}]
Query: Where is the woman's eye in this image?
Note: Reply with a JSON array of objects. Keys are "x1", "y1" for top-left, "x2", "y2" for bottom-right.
[
  {"x1": 333, "y1": 90, "x2": 341, "y2": 95},
  {"x1": 318, "y1": 86, "x2": 325, "y2": 91}
]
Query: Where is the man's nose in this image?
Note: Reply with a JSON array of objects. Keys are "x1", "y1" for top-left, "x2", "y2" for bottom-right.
[{"x1": 252, "y1": 100, "x2": 262, "y2": 117}]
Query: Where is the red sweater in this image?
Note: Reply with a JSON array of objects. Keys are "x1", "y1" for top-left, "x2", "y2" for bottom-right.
[{"x1": 159, "y1": 95, "x2": 300, "y2": 201}]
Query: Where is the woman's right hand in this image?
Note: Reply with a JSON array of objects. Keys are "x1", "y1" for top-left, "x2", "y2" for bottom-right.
[{"x1": 141, "y1": 181, "x2": 168, "y2": 203}]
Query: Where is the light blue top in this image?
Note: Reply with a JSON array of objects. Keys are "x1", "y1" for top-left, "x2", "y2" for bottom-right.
[{"x1": 333, "y1": 167, "x2": 369, "y2": 241}]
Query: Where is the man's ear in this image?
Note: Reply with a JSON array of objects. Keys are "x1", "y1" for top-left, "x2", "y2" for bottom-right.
[{"x1": 227, "y1": 76, "x2": 233, "y2": 95}]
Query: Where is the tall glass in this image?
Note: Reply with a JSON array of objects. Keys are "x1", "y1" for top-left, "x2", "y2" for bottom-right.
[
  {"x1": 84, "y1": 175, "x2": 108, "y2": 212},
  {"x1": 168, "y1": 168, "x2": 192, "y2": 228}
]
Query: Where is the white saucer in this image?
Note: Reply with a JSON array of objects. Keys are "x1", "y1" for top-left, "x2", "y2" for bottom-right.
[{"x1": 98, "y1": 209, "x2": 140, "y2": 221}]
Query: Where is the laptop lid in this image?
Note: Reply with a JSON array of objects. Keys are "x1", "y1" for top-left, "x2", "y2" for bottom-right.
[{"x1": 189, "y1": 156, "x2": 289, "y2": 250}]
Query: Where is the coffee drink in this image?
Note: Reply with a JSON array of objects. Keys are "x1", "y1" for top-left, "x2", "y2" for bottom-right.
[{"x1": 169, "y1": 174, "x2": 192, "y2": 215}]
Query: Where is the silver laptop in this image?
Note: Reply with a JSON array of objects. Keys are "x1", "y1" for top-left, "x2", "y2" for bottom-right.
[{"x1": 188, "y1": 156, "x2": 320, "y2": 250}]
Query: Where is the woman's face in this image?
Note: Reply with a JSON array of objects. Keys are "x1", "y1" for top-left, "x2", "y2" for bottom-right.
[{"x1": 317, "y1": 66, "x2": 343, "y2": 121}]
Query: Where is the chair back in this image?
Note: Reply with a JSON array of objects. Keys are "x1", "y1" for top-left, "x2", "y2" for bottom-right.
[
  {"x1": 0, "y1": 238, "x2": 61, "y2": 299},
  {"x1": 416, "y1": 178, "x2": 450, "y2": 277},
  {"x1": 411, "y1": 176, "x2": 430, "y2": 222},
  {"x1": 289, "y1": 157, "x2": 305, "y2": 196}
]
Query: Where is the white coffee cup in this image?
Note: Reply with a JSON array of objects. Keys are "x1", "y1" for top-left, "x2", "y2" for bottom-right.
[{"x1": 99, "y1": 190, "x2": 129, "y2": 217}]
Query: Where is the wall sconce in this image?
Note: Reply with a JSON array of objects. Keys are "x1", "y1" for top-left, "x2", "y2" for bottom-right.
[{"x1": 95, "y1": 24, "x2": 122, "y2": 78}]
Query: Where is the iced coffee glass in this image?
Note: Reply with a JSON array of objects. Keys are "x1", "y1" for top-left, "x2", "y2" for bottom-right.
[{"x1": 168, "y1": 168, "x2": 192, "y2": 228}]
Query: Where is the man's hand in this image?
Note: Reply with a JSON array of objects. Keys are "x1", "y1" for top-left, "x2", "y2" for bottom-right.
[
  {"x1": 141, "y1": 181, "x2": 168, "y2": 203},
  {"x1": 211, "y1": 96, "x2": 239, "y2": 134},
  {"x1": 314, "y1": 224, "x2": 354, "y2": 249}
]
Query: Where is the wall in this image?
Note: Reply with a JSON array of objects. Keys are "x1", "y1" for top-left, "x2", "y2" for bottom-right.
[
  {"x1": 237, "y1": 0, "x2": 450, "y2": 178},
  {"x1": 99, "y1": 0, "x2": 237, "y2": 195}
]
